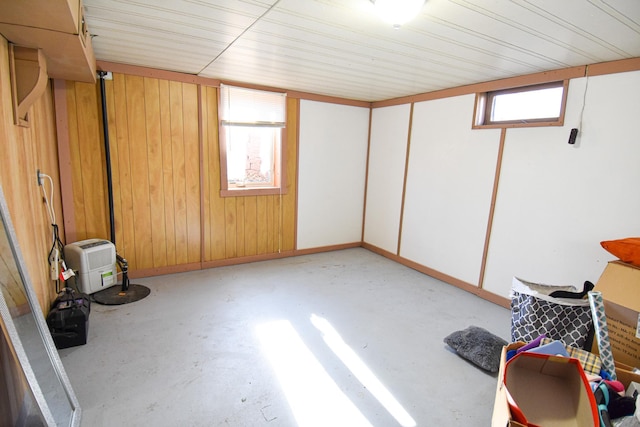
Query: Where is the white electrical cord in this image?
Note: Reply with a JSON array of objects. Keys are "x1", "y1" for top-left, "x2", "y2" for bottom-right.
[
  {"x1": 578, "y1": 66, "x2": 590, "y2": 131},
  {"x1": 39, "y1": 172, "x2": 56, "y2": 228},
  {"x1": 39, "y1": 172, "x2": 62, "y2": 286}
]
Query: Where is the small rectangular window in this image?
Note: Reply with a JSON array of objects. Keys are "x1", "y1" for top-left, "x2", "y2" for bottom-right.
[
  {"x1": 474, "y1": 81, "x2": 567, "y2": 128},
  {"x1": 219, "y1": 84, "x2": 286, "y2": 195}
]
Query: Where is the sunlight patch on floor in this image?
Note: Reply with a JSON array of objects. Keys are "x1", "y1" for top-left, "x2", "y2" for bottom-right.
[
  {"x1": 256, "y1": 320, "x2": 373, "y2": 427},
  {"x1": 310, "y1": 314, "x2": 417, "y2": 427}
]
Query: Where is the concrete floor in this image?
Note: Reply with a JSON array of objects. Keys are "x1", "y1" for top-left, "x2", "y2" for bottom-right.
[{"x1": 58, "y1": 248, "x2": 511, "y2": 427}]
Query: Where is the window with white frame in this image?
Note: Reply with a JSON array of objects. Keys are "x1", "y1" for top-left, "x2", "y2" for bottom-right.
[
  {"x1": 219, "y1": 84, "x2": 286, "y2": 193},
  {"x1": 475, "y1": 81, "x2": 567, "y2": 127}
]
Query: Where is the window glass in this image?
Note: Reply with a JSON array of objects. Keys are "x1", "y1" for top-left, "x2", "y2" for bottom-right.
[
  {"x1": 225, "y1": 126, "x2": 277, "y2": 187},
  {"x1": 219, "y1": 85, "x2": 286, "y2": 191},
  {"x1": 491, "y1": 86, "x2": 563, "y2": 122},
  {"x1": 476, "y1": 81, "x2": 566, "y2": 127}
]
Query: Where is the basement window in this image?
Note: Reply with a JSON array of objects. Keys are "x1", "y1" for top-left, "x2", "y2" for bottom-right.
[
  {"x1": 219, "y1": 84, "x2": 286, "y2": 196},
  {"x1": 474, "y1": 81, "x2": 567, "y2": 128}
]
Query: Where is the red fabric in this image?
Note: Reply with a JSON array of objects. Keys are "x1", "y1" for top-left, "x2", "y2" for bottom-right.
[{"x1": 601, "y1": 238, "x2": 640, "y2": 267}]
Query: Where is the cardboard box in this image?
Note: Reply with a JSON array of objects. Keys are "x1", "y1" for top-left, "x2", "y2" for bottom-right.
[
  {"x1": 593, "y1": 260, "x2": 640, "y2": 368},
  {"x1": 493, "y1": 343, "x2": 598, "y2": 427},
  {"x1": 492, "y1": 343, "x2": 525, "y2": 427},
  {"x1": 493, "y1": 344, "x2": 640, "y2": 427}
]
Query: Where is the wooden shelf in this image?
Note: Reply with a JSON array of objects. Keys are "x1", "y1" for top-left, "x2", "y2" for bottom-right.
[
  {"x1": 0, "y1": 0, "x2": 81, "y2": 35},
  {"x1": 0, "y1": 23, "x2": 95, "y2": 83},
  {"x1": 9, "y1": 45, "x2": 48, "y2": 126},
  {"x1": 0, "y1": 0, "x2": 95, "y2": 84}
]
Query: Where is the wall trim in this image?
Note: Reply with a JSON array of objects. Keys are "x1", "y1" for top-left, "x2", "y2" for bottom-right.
[
  {"x1": 362, "y1": 242, "x2": 510, "y2": 309},
  {"x1": 99, "y1": 57, "x2": 640, "y2": 109},
  {"x1": 361, "y1": 107, "x2": 373, "y2": 242},
  {"x1": 372, "y1": 66, "x2": 587, "y2": 108},
  {"x1": 125, "y1": 240, "x2": 510, "y2": 308},
  {"x1": 97, "y1": 61, "x2": 370, "y2": 108},
  {"x1": 587, "y1": 57, "x2": 640, "y2": 77},
  {"x1": 128, "y1": 243, "x2": 360, "y2": 278},
  {"x1": 97, "y1": 61, "x2": 219, "y2": 86},
  {"x1": 293, "y1": 242, "x2": 361, "y2": 256},
  {"x1": 128, "y1": 262, "x2": 203, "y2": 279},
  {"x1": 478, "y1": 128, "x2": 506, "y2": 290},
  {"x1": 293, "y1": 99, "x2": 301, "y2": 250},
  {"x1": 372, "y1": 58, "x2": 640, "y2": 108},
  {"x1": 397, "y1": 102, "x2": 414, "y2": 256}
]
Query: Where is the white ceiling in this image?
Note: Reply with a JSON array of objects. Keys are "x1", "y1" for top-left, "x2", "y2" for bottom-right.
[{"x1": 84, "y1": 0, "x2": 640, "y2": 102}]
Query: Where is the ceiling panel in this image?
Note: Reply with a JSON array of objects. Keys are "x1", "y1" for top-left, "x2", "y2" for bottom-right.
[{"x1": 83, "y1": 0, "x2": 640, "y2": 101}]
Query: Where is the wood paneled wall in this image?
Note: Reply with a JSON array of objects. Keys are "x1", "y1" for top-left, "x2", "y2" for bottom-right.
[
  {"x1": 0, "y1": 37, "x2": 64, "y2": 313},
  {"x1": 61, "y1": 72, "x2": 298, "y2": 275},
  {"x1": 201, "y1": 88, "x2": 297, "y2": 263}
]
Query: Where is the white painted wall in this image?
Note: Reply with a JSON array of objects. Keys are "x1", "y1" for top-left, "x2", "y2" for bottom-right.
[
  {"x1": 297, "y1": 69, "x2": 640, "y2": 303},
  {"x1": 363, "y1": 104, "x2": 411, "y2": 253},
  {"x1": 483, "y1": 71, "x2": 640, "y2": 297},
  {"x1": 297, "y1": 100, "x2": 370, "y2": 249},
  {"x1": 400, "y1": 95, "x2": 502, "y2": 285}
]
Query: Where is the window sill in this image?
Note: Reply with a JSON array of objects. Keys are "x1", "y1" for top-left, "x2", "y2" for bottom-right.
[
  {"x1": 472, "y1": 119, "x2": 564, "y2": 130},
  {"x1": 220, "y1": 187, "x2": 287, "y2": 197}
]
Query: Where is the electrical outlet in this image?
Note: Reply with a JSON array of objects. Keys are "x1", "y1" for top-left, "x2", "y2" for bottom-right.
[
  {"x1": 97, "y1": 71, "x2": 113, "y2": 80},
  {"x1": 50, "y1": 262, "x2": 59, "y2": 281}
]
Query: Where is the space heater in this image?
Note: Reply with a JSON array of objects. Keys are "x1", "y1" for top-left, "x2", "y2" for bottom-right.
[{"x1": 64, "y1": 239, "x2": 117, "y2": 294}]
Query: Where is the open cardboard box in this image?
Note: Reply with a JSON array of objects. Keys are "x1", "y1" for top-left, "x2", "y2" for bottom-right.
[
  {"x1": 492, "y1": 343, "x2": 598, "y2": 427},
  {"x1": 592, "y1": 260, "x2": 640, "y2": 369},
  {"x1": 493, "y1": 343, "x2": 640, "y2": 427}
]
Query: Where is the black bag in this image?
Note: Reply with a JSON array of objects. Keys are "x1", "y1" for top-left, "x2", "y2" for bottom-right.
[
  {"x1": 510, "y1": 277, "x2": 593, "y2": 350},
  {"x1": 46, "y1": 289, "x2": 91, "y2": 349}
]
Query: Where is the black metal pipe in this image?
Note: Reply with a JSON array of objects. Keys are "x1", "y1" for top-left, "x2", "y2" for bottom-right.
[{"x1": 98, "y1": 71, "x2": 116, "y2": 245}]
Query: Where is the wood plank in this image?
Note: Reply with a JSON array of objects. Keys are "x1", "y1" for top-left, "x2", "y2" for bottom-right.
[
  {"x1": 144, "y1": 77, "x2": 168, "y2": 268},
  {"x1": 243, "y1": 196, "x2": 257, "y2": 256},
  {"x1": 125, "y1": 75, "x2": 153, "y2": 269},
  {"x1": 200, "y1": 85, "x2": 211, "y2": 261},
  {"x1": 74, "y1": 82, "x2": 109, "y2": 239},
  {"x1": 236, "y1": 197, "x2": 245, "y2": 257},
  {"x1": 268, "y1": 194, "x2": 282, "y2": 252},
  {"x1": 266, "y1": 195, "x2": 276, "y2": 253},
  {"x1": 31, "y1": 82, "x2": 63, "y2": 305},
  {"x1": 111, "y1": 73, "x2": 136, "y2": 267},
  {"x1": 281, "y1": 98, "x2": 298, "y2": 251},
  {"x1": 159, "y1": 79, "x2": 176, "y2": 266},
  {"x1": 103, "y1": 77, "x2": 122, "y2": 251},
  {"x1": 224, "y1": 197, "x2": 237, "y2": 258},
  {"x1": 20, "y1": 100, "x2": 48, "y2": 309},
  {"x1": 182, "y1": 83, "x2": 201, "y2": 264},
  {"x1": 53, "y1": 79, "x2": 78, "y2": 244},
  {"x1": 65, "y1": 83, "x2": 86, "y2": 241},
  {"x1": 33, "y1": 82, "x2": 65, "y2": 302},
  {"x1": 256, "y1": 196, "x2": 268, "y2": 254},
  {"x1": 169, "y1": 81, "x2": 188, "y2": 265},
  {"x1": 206, "y1": 87, "x2": 226, "y2": 261}
]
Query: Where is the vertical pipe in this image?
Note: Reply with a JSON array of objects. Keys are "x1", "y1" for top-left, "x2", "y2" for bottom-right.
[{"x1": 98, "y1": 71, "x2": 116, "y2": 245}]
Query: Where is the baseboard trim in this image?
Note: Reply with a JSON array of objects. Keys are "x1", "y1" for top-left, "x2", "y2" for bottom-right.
[
  {"x1": 126, "y1": 241, "x2": 510, "y2": 309},
  {"x1": 361, "y1": 243, "x2": 510, "y2": 309}
]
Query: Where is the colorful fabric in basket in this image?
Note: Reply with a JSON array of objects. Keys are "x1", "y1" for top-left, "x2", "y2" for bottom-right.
[{"x1": 541, "y1": 337, "x2": 602, "y2": 375}]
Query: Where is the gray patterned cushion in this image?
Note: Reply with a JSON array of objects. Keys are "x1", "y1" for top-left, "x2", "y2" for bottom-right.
[{"x1": 444, "y1": 326, "x2": 507, "y2": 373}]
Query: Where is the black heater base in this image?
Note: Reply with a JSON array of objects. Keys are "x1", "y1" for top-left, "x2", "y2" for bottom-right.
[
  {"x1": 92, "y1": 283, "x2": 150, "y2": 305},
  {"x1": 93, "y1": 254, "x2": 150, "y2": 305}
]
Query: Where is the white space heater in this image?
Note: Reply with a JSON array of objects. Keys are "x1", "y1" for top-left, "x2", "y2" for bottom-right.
[{"x1": 64, "y1": 239, "x2": 117, "y2": 294}]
